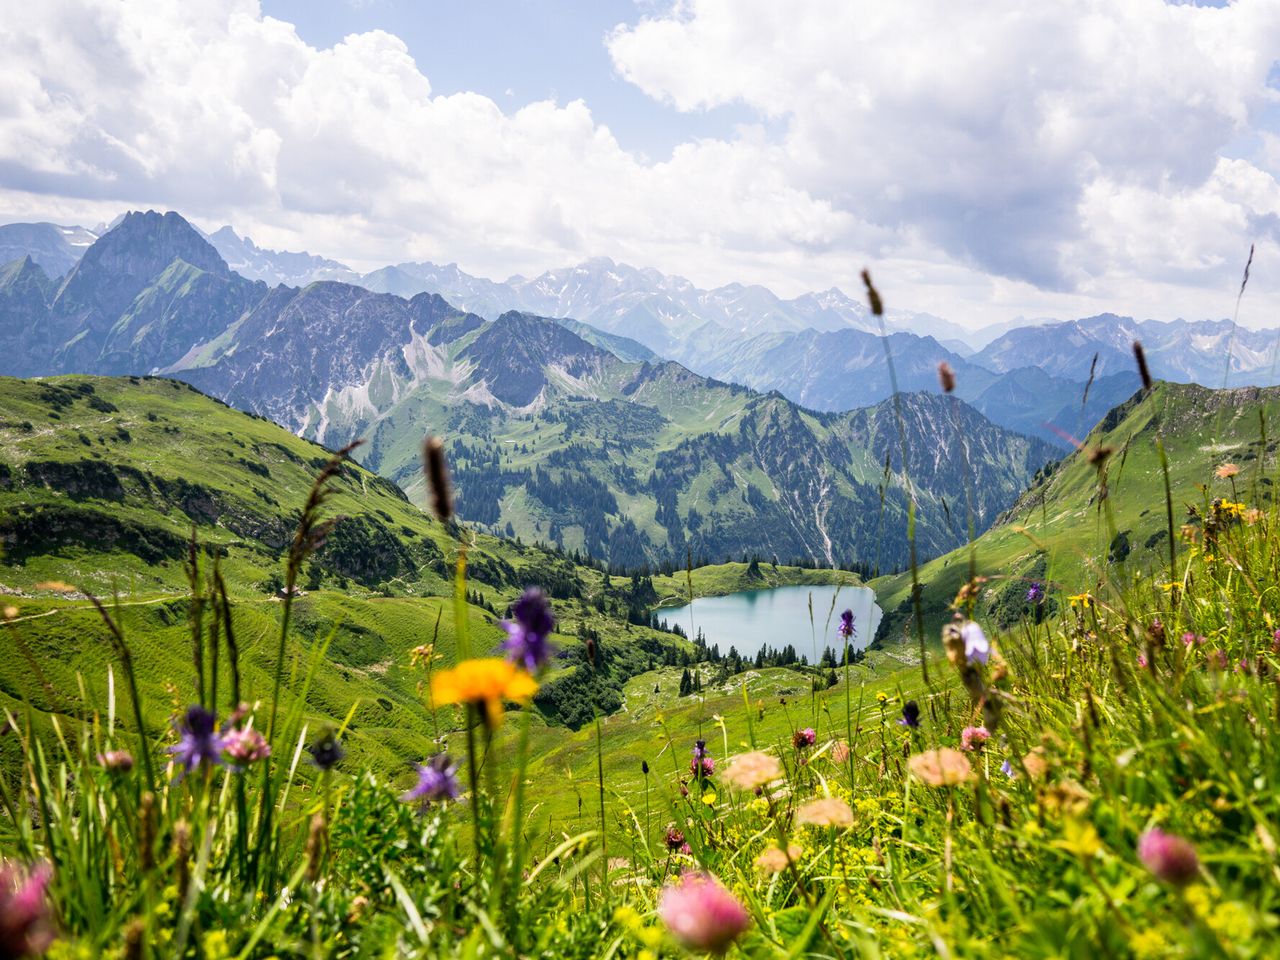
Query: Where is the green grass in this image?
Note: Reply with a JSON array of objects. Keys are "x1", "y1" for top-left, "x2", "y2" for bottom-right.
[{"x1": 871, "y1": 380, "x2": 1280, "y2": 643}]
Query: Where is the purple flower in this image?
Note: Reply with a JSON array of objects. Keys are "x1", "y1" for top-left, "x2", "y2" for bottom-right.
[
  {"x1": 792, "y1": 728, "x2": 816, "y2": 749},
  {"x1": 167, "y1": 706, "x2": 225, "y2": 776},
  {"x1": 897, "y1": 700, "x2": 920, "y2": 728},
  {"x1": 665, "y1": 827, "x2": 686, "y2": 851},
  {"x1": 1138, "y1": 828, "x2": 1199, "y2": 886},
  {"x1": 308, "y1": 730, "x2": 345, "y2": 771},
  {"x1": 659, "y1": 871, "x2": 750, "y2": 954},
  {"x1": 691, "y1": 756, "x2": 715, "y2": 779},
  {"x1": 960, "y1": 622, "x2": 990, "y2": 665},
  {"x1": 0, "y1": 861, "x2": 54, "y2": 958},
  {"x1": 1026, "y1": 582, "x2": 1043, "y2": 604},
  {"x1": 501, "y1": 588, "x2": 556, "y2": 673},
  {"x1": 1000, "y1": 759, "x2": 1017, "y2": 779},
  {"x1": 692, "y1": 740, "x2": 709, "y2": 760},
  {"x1": 401, "y1": 754, "x2": 460, "y2": 808},
  {"x1": 837, "y1": 609, "x2": 856, "y2": 640}
]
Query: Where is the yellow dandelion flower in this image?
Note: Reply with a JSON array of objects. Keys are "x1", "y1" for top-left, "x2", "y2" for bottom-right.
[
  {"x1": 907, "y1": 748, "x2": 973, "y2": 787},
  {"x1": 874, "y1": 691, "x2": 889, "y2": 703},
  {"x1": 430, "y1": 657, "x2": 538, "y2": 728},
  {"x1": 796, "y1": 796, "x2": 854, "y2": 828},
  {"x1": 1066, "y1": 593, "x2": 1093, "y2": 609},
  {"x1": 722, "y1": 751, "x2": 783, "y2": 791},
  {"x1": 755, "y1": 843, "x2": 802, "y2": 873}
]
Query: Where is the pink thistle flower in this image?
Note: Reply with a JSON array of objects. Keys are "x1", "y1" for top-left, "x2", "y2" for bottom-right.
[
  {"x1": 960, "y1": 726, "x2": 990, "y2": 751},
  {"x1": 0, "y1": 861, "x2": 55, "y2": 957},
  {"x1": 792, "y1": 727, "x2": 816, "y2": 749},
  {"x1": 658, "y1": 872, "x2": 750, "y2": 954},
  {"x1": 222, "y1": 727, "x2": 271, "y2": 766},
  {"x1": 1137, "y1": 828, "x2": 1199, "y2": 886},
  {"x1": 1136, "y1": 653, "x2": 1149, "y2": 669}
]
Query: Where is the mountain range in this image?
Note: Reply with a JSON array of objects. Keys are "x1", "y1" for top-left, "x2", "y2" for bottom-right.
[
  {"x1": 6, "y1": 214, "x2": 1276, "y2": 447},
  {"x1": 0, "y1": 210, "x2": 1057, "y2": 570}
]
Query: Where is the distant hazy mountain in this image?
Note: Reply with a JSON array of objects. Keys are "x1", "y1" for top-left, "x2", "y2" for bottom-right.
[
  {"x1": 356, "y1": 256, "x2": 973, "y2": 353},
  {"x1": 0, "y1": 221, "x2": 98, "y2": 279},
  {"x1": 0, "y1": 209, "x2": 1054, "y2": 570},
  {"x1": 204, "y1": 225, "x2": 358, "y2": 287},
  {"x1": 974, "y1": 314, "x2": 1280, "y2": 386}
]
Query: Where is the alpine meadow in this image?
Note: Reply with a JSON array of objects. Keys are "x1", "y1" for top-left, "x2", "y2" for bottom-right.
[{"x1": 4, "y1": 2, "x2": 1280, "y2": 958}]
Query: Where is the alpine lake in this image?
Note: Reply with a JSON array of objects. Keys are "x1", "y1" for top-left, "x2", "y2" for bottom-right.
[{"x1": 655, "y1": 584, "x2": 882, "y2": 660}]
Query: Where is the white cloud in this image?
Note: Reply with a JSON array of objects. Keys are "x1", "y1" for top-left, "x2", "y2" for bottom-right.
[{"x1": 1, "y1": 0, "x2": 1279, "y2": 327}]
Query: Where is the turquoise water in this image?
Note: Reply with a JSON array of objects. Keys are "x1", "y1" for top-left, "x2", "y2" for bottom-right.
[{"x1": 656, "y1": 584, "x2": 882, "y2": 661}]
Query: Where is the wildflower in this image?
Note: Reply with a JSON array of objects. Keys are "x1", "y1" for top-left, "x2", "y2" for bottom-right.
[
  {"x1": 665, "y1": 827, "x2": 686, "y2": 852},
  {"x1": 97, "y1": 750, "x2": 134, "y2": 773},
  {"x1": 1138, "y1": 828, "x2": 1200, "y2": 886},
  {"x1": 1209, "y1": 649, "x2": 1229, "y2": 671},
  {"x1": 960, "y1": 726, "x2": 989, "y2": 751},
  {"x1": 500, "y1": 588, "x2": 556, "y2": 673},
  {"x1": 723, "y1": 751, "x2": 782, "y2": 791},
  {"x1": 796, "y1": 797, "x2": 854, "y2": 828},
  {"x1": 1, "y1": 606, "x2": 16, "y2": 621},
  {"x1": 679, "y1": 842, "x2": 692, "y2": 856},
  {"x1": 907, "y1": 748, "x2": 973, "y2": 787},
  {"x1": 1000, "y1": 759, "x2": 1017, "y2": 779},
  {"x1": 1067, "y1": 593, "x2": 1094, "y2": 609},
  {"x1": 409, "y1": 643, "x2": 438, "y2": 666},
  {"x1": 1136, "y1": 653, "x2": 1149, "y2": 669},
  {"x1": 658, "y1": 872, "x2": 750, "y2": 954},
  {"x1": 756, "y1": 843, "x2": 802, "y2": 874},
  {"x1": 875, "y1": 691, "x2": 888, "y2": 704},
  {"x1": 641, "y1": 759, "x2": 649, "y2": 775},
  {"x1": 307, "y1": 730, "x2": 345, "y2": 771},
  {"x1": 831, "y1": 740, "x2": 851, "y2": 763},
  {"x1": 1215, "y1": 463, "x2": 1239, "y2": 479},
  {"x1": 430, "y1": 657, "x2": 538, "y2": 729},
  {"x1": 401, "y1": 754, "x2": 460, "y2": 808},
  {"x1": 167, "y1": 706, "x2": 225, "y2": 776},
  {"x1": 837, "y1": 609, "x2": 856, "y2": 640},
  {"x1": 960, "y1": 622, "x2": 989, "y2": 665},
  {"x1": 0, "y1": 861, "x2": 55, "y2": 957},
  {"x1": 222, "y1": 727, "x2": 270, "y2": 766},
  {"x1": 1026, "y1": 582, "x2": 1043, "y2": 604},
  {"x1": 792, "y1": 728, "x2": 816, "y2": 749},
  {"x1": 691, "y1": 756, "x2": 715, "y2": 779},
  {"x1": 898, "y1": 701, "x2": 920, "y2": 728}
]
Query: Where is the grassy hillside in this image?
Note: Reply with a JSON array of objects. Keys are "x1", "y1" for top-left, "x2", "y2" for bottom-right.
[
  {"x1": 871, "y1": 380, "x2": 1280, "y2": 643},
  {"x1": 0, "y1": 375, "x2": 863, "y2": 786}
]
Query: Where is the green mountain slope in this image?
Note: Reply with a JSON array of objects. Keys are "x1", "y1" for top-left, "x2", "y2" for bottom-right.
[
  {"x1": 870, "y1": 380, "x2": 1279, "y2": 643},
  {"x1": 0, "y1": 375, "x2": 861, "y2": 780}
]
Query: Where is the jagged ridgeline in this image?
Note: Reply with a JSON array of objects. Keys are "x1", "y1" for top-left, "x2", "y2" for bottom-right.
[
  {"x1": 0, "y1": 210, "x2": 1056, "y2": 570},
  {"x1": 872, "y1": 380, "x2": 1280, "y2": 642}
]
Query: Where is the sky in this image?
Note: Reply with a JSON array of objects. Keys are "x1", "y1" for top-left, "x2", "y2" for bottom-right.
[{"x1": 3, "y1": 0, "x2": 1280, "y2": 329}]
